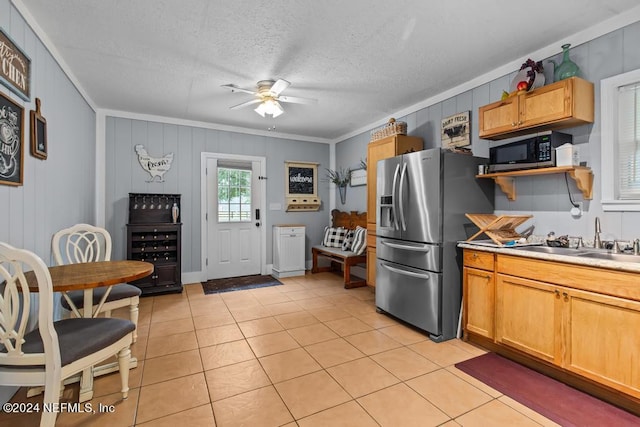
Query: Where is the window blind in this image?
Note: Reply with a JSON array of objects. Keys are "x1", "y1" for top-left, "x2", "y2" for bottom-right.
[{"x1": 617, "y1": 83, "x2": 640, "y2": 199}]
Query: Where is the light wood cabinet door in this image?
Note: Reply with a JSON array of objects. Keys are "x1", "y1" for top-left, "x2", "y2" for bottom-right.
[
  {"x1": 564, "y1": 288, "x2": 640, "y2": 399},
  {"x1": 366, "y1": 230, "x2": 376, "y2": 286},
  {"x1": 495, "y1": 274, "x2": 562, "y2": 364},
  {"x1": 479, "y1": 77, "x2": 594, "y2": 140},
  {"x1": 463, "y1": 266, "x2": 495, "y2": 339},
  {"x1": 366, "y1": 246, "x2": 376, "y2": 286},
  {"x1": 478, "y1": 96, "x2": 519, "y2": 138}
]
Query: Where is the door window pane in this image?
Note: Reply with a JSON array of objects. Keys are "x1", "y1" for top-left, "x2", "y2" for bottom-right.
[{"x1": 218, "y1": 167, "x2": 251, "y2": 222}]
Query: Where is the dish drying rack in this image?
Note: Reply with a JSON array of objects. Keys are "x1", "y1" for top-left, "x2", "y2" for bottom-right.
[{"x1": 465, "y1": 214, "x2": 533, "y2": 246}]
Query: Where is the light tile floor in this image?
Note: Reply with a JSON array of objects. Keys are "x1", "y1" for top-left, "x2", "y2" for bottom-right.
[{"x1": 0, "y1": 272, "x2": 561, "y2": 427}]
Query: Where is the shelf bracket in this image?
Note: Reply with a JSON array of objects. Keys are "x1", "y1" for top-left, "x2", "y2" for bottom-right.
[
  {"x1": 568, "y1": 168, "x2": 593, "y2": 200},
  {"x1": 493, "y1": 176, "x2": 516, "y2": 201}
]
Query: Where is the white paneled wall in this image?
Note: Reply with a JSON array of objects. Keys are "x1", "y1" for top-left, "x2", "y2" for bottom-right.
[
  {"x1": 0, "y1": 0, "x2": 96, "y2": 261},
  {"x1": 105, "y1": 117, "x2": 331, "y2": 278}
]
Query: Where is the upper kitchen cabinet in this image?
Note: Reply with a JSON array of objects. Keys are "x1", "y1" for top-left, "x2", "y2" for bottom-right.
[{"x1": 479, "y1": 77, "x2": 594, "y2": 140}]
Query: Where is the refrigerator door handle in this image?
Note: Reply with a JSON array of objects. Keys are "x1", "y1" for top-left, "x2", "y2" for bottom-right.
[
  {"x1": 391, "y1": 164, "x2": 401, "y2": 230},
  {"x1": 380, "y1": 262, "x2": 431, "y2": 280},
  {"x1": 398, "y1": 162, "x2": 408, "y2": 231},
  {"x1": 380, "y1": 241, "x2": 431, "y2": 252}
]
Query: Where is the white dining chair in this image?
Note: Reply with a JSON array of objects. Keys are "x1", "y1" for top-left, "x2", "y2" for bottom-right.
[
  {"x1": 0, "y1": 242, "x2": 134, "y2": 427},
  {"x1": 52, "y1": 224, "x2": 142, "y2": 342}
]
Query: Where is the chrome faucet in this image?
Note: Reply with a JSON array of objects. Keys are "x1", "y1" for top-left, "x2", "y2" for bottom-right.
[{"x1": 594, "y1": 217, "x2": 602, "y2": 249}]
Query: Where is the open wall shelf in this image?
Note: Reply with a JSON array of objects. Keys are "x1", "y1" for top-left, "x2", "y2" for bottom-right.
[{"x1": 476, "y1": 166, "x2": 593, "y2": 201}]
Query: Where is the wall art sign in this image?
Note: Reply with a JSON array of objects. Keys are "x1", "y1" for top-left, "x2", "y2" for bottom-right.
[
  {"x1": 134, "y1": 144, "x2": 174, "y2": 182},
  {"x1": 0, "y1": 28, "x2": 31, "y2": 101},
  {"x1": 441, "y1": 111, "x2": 470, "y2": 149},
  {"x1": 0, "y1": 91, "x2": 24, "y2": 186},
  {"x1": 30, "y1": 98, "x2": 47, "y2": 159}
]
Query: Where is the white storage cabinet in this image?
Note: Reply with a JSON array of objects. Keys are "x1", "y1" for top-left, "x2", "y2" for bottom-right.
[{"x1": 272, "y1": 225, "x2": 306, "y2": 278}]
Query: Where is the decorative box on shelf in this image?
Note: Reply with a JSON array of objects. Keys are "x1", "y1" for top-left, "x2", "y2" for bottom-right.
[{"x1": 126, "y1": 193, "x2": 182, "y2": 295}]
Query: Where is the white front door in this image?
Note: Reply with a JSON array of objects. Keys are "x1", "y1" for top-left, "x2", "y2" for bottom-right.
[{"x1": 205, "y1": 154, "x2": 264, "y2": 279}]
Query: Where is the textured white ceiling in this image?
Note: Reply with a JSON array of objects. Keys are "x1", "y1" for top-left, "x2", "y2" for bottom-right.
[{"x1": 15, "y1": 0, "x2": 640, "y2": 141}]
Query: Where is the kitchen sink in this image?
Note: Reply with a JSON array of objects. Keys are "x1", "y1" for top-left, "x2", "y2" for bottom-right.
[
  {"x1": 512, "y1": 245, "x2": 640, "y2": 263},
  {"x1": 577, "y1": 252, "x2": 640, "y2": 263},
  {"x1": 512, "y1": 246, "x2": 589, "y2": 255}
]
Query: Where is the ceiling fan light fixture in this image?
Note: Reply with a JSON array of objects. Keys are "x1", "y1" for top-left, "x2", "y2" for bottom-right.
[{"x1": 254, "y1": 98, "x2": 284, "y2": 118}]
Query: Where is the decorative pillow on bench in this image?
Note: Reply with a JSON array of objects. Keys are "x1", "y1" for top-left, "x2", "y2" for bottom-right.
[
  {"x1": 351, "y1": 226, "x2": 367, "y2": 255},
  {"x1": 341, "y1": 229, "x2": 355, "y2": 251},
  {"x1": 322, "y1": 226, "x2": 366, "y2": 255},
  {"x1": 323, "y1": 227, "x2": 347, "y2": 248}
]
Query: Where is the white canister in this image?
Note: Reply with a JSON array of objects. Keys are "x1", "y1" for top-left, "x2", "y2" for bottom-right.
[{"x1": 555, "y1": 143, "x2": 578, "y2": 167}]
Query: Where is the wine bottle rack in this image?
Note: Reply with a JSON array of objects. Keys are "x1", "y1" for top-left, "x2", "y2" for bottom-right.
[{"x1": 126, "y1": 193, "x2": 182, "y2": 295}]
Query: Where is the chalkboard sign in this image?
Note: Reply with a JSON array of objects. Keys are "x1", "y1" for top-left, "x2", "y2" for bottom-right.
[
  {"x1": 285, "y1": 161, "x2": 318, "y2": 197},
  {"x1": 288, "y1": 166, "x2": 314, "y2": 194},
  {"x1": 30, "y1": 98, "x2": 47, "y2": 160},
  {"x1": 0, "y1": 91, "x2": 24, "y2": 186}
]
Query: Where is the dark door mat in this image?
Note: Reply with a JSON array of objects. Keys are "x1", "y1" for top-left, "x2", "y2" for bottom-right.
[
  {"x1": 202, "y1": 274, "x2": 283, "y2": 295},
  {"x1": 455, "y1": 352, "x2": 640, "y2": 426}
]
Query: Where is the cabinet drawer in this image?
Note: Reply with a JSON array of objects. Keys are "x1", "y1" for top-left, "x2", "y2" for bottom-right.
[{"x1": 464, "y1": 250, "x2": 494, "y2": 270}]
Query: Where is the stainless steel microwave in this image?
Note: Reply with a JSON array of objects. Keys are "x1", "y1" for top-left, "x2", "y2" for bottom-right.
[{"x1": 488, "y1": 131, "x2": 573, "y2": 172}]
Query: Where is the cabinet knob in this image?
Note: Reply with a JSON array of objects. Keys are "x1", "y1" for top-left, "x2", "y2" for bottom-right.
[
  {"x1": 555, "y1": 290, "x2": 560, "y2": 296},
  {"x1": 472, "y1": 253, "x2": 478, "y2": 258},
  {"x1": 511, "y1": 122, "x2": 517, "y2": 127},
  {"x1": 153, "y1": 229, "x2": 158, "y2": 233}
]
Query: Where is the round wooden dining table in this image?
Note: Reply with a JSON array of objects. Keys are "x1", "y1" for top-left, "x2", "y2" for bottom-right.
[
  {"x1": 25, "y1": 259, "x2": 153, "y2": 402},
  {"x1": 27, "y1": 259, "x2": 153, "y2": 293}
]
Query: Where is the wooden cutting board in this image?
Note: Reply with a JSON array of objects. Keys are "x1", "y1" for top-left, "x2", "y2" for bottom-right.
[{"x1": 465, "y1": 214, "x2": 533, "y2": 245}]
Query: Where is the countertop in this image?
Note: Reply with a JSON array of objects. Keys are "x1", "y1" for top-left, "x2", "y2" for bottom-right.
[{"x1": 458, "y1": 241, "x2": 640, "y2": 274}]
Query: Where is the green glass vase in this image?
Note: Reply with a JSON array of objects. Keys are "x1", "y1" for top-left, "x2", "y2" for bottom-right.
[{"x1": 550, "y1": 44, "x2": 580, "y2": 82}]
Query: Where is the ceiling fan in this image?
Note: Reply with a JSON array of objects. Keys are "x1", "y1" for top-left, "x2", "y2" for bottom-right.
[{"x1": 221, "y1": 79, "x2": 317, "y2": 118}]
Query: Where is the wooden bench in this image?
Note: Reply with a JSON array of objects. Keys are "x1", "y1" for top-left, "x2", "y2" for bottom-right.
[{"x1": 311, "y1": 210, "x2": 367, "y2": 289}]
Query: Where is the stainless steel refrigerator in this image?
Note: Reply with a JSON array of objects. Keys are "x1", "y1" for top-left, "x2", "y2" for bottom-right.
[{"x1": 375, "y1": 148, "x2": 494, "y2": 342}]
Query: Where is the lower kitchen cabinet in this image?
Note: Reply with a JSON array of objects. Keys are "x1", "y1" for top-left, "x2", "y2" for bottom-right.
[
  {"x1": 127, "y1": 223, "x2": 182, "y2": 295},
  {"x1": 463, "y1": 249, "x2": 495, "y2": 339},
  {"x1": 462, "y1": 248, "x2": 640, "y2": 405},
  {"x1": 495, "y1": 274, "x2": 561, "y2": 364},
  {"x1": 564, "y1": 287, "x2": 640, "y2": 397},
  {"x1": 366, "y1": 226, "x2": 377, "y2": 286},
  {"x1": 463, "y1": 267, "x2": 495, "y2": 339}
]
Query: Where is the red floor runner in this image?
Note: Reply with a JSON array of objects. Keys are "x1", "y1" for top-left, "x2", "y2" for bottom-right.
[{"x1": 455, "y1": 352, "x2": 639, "y2": 427}]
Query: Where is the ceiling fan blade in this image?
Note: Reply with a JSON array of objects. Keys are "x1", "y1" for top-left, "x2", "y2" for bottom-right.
[
  {"x1": 278, "y1": 95, "x2": 318, "y2": 105},
  {"x1": 221, "y1": 84, "x2": 257, "y2": 95},
  {"x1": 270, "y1": 79, "x2": 291, "y2": 96},
  {"x1": 230, "y1": 99, "x2": 262, "y2": 110}
]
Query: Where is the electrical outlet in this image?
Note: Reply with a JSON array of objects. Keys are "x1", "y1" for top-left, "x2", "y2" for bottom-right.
[{"x1": 571, "y1": 202, "x2": 583, "y2": 217}]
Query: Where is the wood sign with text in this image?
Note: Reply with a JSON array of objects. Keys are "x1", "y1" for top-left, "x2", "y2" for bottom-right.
[
  {"x1": 441, "y1": 111, "x2": 470, "y2": 149},
  {"x1": 0, "y1": 28, "x2": 30, "y2": 101}
]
